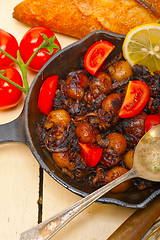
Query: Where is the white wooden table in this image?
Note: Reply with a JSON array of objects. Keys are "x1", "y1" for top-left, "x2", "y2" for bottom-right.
[{"x1": 0, "y1": 1, "x2": 158, "y2": 239}]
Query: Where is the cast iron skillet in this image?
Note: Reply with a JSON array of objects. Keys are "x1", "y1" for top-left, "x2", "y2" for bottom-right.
[{"x1": 0, "y1": 30, "x2": 160, "y2": 208}]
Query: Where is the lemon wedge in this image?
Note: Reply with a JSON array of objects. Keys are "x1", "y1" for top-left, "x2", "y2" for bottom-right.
[{"x1": 122, "y1": 23, "x2": 160, "y2": 73}]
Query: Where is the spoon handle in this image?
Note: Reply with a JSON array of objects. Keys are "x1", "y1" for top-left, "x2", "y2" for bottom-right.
[{"x1": 18, "y1": 168, "x2": 137, "y2": 240}]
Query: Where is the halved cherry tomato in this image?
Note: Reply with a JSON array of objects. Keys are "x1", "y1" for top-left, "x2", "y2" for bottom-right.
[
  {"x1": 0, "y1": 66, "x2": 23, "y2": 109},
  {"x1": 0, "y1": 29, "x2": 18, "y2": 67},
  {"x1": 38, "y1": 75, "x2": 59, "y2": 115},
  {"x1": 145, "y1": 115, "x2": 160, "y2": 132},
  {"x1": 79, "y1": 142, "x2": 103, "y2": 167},
  {"x1": 19, "y1": 26, "x2": 61, "y2": 71},
  {"x1": 118, "y1": 80, "x2": 150, "y2": 118},
  {"x1": 84, "y1": 40, "x2": 115, "y2": 75}
]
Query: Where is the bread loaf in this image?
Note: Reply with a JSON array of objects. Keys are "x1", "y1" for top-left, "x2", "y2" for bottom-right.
[{"x1": 13, "y1": 0, "x2": 160, "y2": 39}]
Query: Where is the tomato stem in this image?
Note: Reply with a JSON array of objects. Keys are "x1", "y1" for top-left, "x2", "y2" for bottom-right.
[
  {"x1": 25, "y1": 41, "x2": 45, "y2": 67},
  {"x1": 16, "y1": 50, "x2": 29, "y2": 94},
  {"x1": 0, "y1": 47, "x2": 29, "y2": 94},
  {"x1": 0, "y1": 48, "x2": 19, "y2": 64},
  {"x1": 0, "y1": 73, "x2": 28, "y2": 95}
]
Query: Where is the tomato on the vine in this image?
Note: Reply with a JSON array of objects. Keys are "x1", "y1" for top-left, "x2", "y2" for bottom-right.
[
  {"x1": 38, "y1": 75, "x2": 59, "y2": 115},
  {"x1": 118, "y1": 80, "x2": 150, "y2": 118},
  {"x1": 0, "y1": 29, "x2": 18, "y2": 67},
  {"x1": 145, "y1": 115, "x2": 160, "y2": 132},
  {"x1": 19, "y1": 26, "x2": 61, "y2": 72},
  {"x1": 84, "y1": 40, "x2": 115, "y2": 75},
  {"x1": 0, "y1": 66, "x2": 23, "y2": 109}
]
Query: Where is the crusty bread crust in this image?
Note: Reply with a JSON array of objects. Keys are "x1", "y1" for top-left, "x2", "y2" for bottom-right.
[
  {"x1": 136, "y1": 0, "x2": 160, "y2": 18},
  {"x1": 13, "y1": 0, "x2": 160, "y2": 39}
]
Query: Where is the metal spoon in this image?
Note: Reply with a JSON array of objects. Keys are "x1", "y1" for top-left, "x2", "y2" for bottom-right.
[{"x1": 18, "y1": 124, "x2": 160, "y2": 240}]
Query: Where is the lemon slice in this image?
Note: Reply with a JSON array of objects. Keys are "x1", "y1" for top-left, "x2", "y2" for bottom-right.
[{"x1": 122, "y1": 23, "x2": 160, "y2": 73}]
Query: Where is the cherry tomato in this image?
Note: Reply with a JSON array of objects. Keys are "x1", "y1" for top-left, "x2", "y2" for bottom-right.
[
  {"x1": 38, "y1": 75, "x2": 59, "y2": 115},
  {"x1": 118, "y1": 80, "x2": 150, "y2": 118},
  {"x1": 79, "y1": 142, "x2": 103, "y2": 167},
  {"x1": 84, "y1": 40, "x2": 115, "y2": 75},
  {"x1": 19, "y1": 26, "x2": 61, "y2": 71},
  {"x1": 0, "y1": 66, "x2": 23, "y2": 109},
  {"x1": 145, "y1": 115, "x2": 160, "y2": 132},
  {"x1": 0, "y1": 29, "x2": 18, "y2": 67}
]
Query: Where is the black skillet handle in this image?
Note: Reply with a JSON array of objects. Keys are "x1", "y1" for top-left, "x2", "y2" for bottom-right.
[{"x1": 0, "y1": 111, "x2": 27, "y2": 145}]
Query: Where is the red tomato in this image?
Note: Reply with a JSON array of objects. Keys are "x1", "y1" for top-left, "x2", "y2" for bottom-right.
[
  {"x1": 19, "y1": 26, "x2": 61, "y2": 72},
  {"x1": 118, "y1": 80, "x2": 150, "y2": 118},
  {"x1": 79, "y1": 142, "x2": 103, "y2": 167},
  {"x1": 84, "y1": 40, "x2": 115, "y2": 75},
  {"x1": 38, "y1": 75, "x2": 59, "y2": 115},
  {"x1": 0, "y1": 66, "x2": 23, "y2": 109},
  {"x1": 0, "y1": 29, "x2": 18, "y2": 67},
  {"x1": 145, "y1": 115, "x2": 160, "y2": 132}
]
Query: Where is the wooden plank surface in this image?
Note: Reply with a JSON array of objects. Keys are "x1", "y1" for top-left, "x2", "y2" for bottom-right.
[
  {"x1": 43, "y1": 173, "x2": 135, "y2": 240},
  {"x1": 0, "y1": 143, "x2": 39, "y2": 240},
  {"x1": 0, "y1": 1, "x2": 159, "y2": 240},
  {"x1": 0, "y1": 2, "x2": 40, "y2": 240}
]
